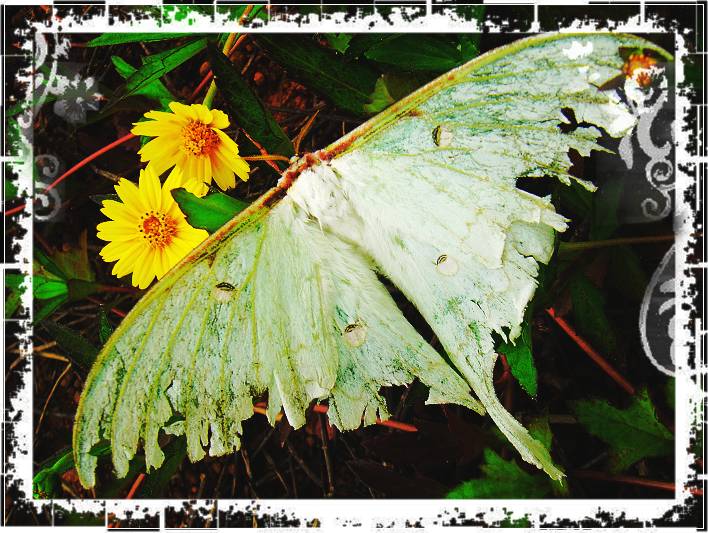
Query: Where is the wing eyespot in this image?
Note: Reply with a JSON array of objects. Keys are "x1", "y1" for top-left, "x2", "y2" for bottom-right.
[
  {"x1": 343, "y1": 323, "x2": 366, "y2": 347},
  {"x1": 435, "y1": 254, "x2": 458, "y2": 276},
  {"x1": 213, "y1": 282, "x2": 235, "y2": 302},
  {"x1": 432, "y1": 125, "x2": 453, "y2": 147}
]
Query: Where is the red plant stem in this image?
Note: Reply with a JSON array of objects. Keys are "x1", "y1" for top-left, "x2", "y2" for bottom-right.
[
  {"x1": 572, "y1": 470, "x2": 703, "y2": 496},
  {"x1": 253, "y1": 401, "x2": 418, "y2": 433},
  {"x1": 125, "y1": 473, "x2": 145, "y2": 499},
  {"x1": 4, "y1": 132, "x2": 136, "y2": 218},
  {"x1": 546, "y1": 308, "x2": 636, "y2": 396},
  {"x1": 495, "y1": 353, "x2": 511, "y2": 385},
  {"x1": 189, "y1": 71, "x2": 214, "y2": 102},
  {"x1": 87, "y1": 296, "x2": 127, "y2": 318},
  {"x1": 98, "y1": 285, "x2": 140, "y2": 294},
  {"x1": 188, "y1": 34, "x2": 248, "y2": 102}
]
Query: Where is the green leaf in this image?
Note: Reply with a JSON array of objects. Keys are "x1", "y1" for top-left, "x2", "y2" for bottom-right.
[
  {"x1": 363, "y1": 77, "x2": 395, "y2": 115},
  {"x1": 256, "y1": 35, "x2": 380, "y2": 116},
  {"x1": 568, "y1": 273, "x2": 618, "y2": 359},
  {"x1": 498, "y1": 322, "x2": 538, "y2": 398},
  {"x1": 33, "y1": 448, "x2": 74, "y2": 498},
  {"x1": 207, "y1": 43, "x2": 294, "y2": 158},
  {"x1": 34, "y1": 275, "x2": 69, "y2": 300},
  {"x1": 98, "y1": 307, "x2": 114, "y2": 345},
  {"x1": 5, "y1": 273, "x2": 26, "y2": 319},
  {"x1": 446, "y1": 449, "x2": 554, "y2": 499},
  {"x1": 324, "y1": 33, "x2": 353, "y2": 54},
  {"x1": 111, "y1": 56, "x2": 174, "y2": 108},
  {"x1": 87, "y1": 33, "x2": 193, "y2": 47},
  {"x1": 572, "y1": 389, "x2": 673, "y2": 473},
  {"x1": 40, "y1": 321, "x2": 99, "y2": 370},
  {"x1": 364, "y1": 35, "x2": 469, "y2": 72},
  {"x1": 35, "y1": 295, "x2": 68, "y2": 324},
  {"x1": 172, "y1": 188, "x2": 249, "y2": 233},
  {"x1": 527, "y1": 416, "x2": 553, "y2": 451},
  {"x1": 112, "y1": 38, "x2": 207, "y2": 109}
]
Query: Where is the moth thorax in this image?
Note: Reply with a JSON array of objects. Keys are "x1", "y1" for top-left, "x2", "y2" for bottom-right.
[
  {"x1": 343, "y1": 323, "x2": 366, "y2": 347},
  {"x1": 213, "y1": 282, "x2": 235, "y2": 302},
  {"x1": 436, "y1": 254, "x2": 458, "y2": 276}
]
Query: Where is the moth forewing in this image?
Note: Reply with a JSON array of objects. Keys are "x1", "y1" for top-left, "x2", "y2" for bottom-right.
[{"x1": 74, "y1": 33, "x2": 672, "y2": 487}]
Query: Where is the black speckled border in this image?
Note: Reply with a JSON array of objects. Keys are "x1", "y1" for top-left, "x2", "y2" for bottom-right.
[{"x1": 1, "y1": 0, "x2": 705, "y2": 530}]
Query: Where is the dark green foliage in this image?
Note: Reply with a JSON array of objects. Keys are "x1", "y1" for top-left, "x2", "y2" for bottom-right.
[
  {"x1": 207, "y1": 43, "x2": 294, "y2": 157},
  {"x1": 87, "y1": 33, "x2": 194, "y2": 47},
  {"x1": 569, "y1": 273, "x2": 619, "y2": 359},
  {"x1": 41, "y1": 321, "x2": 99, "y2": 370},
  {"x1": 256, "y1": 35, "x2": 381, "y2": 116},
  {"x1": 447, "y1": 449, "x2": 554, "y2": 499},
  {"x1": 111, "y1": 56, "x2": 174, "y2": 109},
  {"x1": 572, "y1": 390, "x2": 673, "y2": 472},
  {"x1": 498, "y1": 322, "x2": 538, "y2": 397},
  {"x1": 364, "y1": 34, "x2": 479, "y2": 72}
]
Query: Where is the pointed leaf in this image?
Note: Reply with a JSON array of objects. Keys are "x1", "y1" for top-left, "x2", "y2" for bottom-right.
[
  {"x1": 172, "y1": 188, "x2": 249, "y2": 233},
  {"x1": 256, "y1": 35, "x2": 380, "y2": 116},
  {"x1": 87, "y1": 33, "x2": 194, "y2": 47},
  {"x1": 498, "y1": 322, "x2": 538, "y2": 398},
  {"x1": 572, "y1": 390, "x2": 673, "y2": 472},
  {"x1": 207, "y1": 43, "x2": 294, "y2": 157}
]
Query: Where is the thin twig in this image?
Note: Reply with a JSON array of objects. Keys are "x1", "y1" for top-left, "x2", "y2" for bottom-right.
[
  {"x1": 572, "y1": 470, "x2": 703, "y2": 496},
  {"x1": 263, "y1": 450, "x2": 290, "y2": 496},
  {"x1": 35, "y1": 363, "x2": 72, "y2": 435},
  {"x1": 318, "y1": 412, "x2": 335, "y2": 496},
  {"x1": 546, "y1": 308, "x2": 636, "y2": 395},
  {"x1": 285, "y1": 440, "x2": 323, "y2": 489}
]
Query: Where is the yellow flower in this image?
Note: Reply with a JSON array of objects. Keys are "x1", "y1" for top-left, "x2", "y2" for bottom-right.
[
  {"x1": 97, "y1": 167, "x2": 208, "y2": 289},
  {"x1": 166, "y1": 166, "x2": 209, "y2": 198},
  {"x1": 131, "y1": 102, "x2": 250, "y2": 191}
]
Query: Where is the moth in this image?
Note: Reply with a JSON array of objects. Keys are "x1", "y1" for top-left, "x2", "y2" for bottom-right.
[{"x1": 73, "y1": 33, "x2": 671, "y2": 488}]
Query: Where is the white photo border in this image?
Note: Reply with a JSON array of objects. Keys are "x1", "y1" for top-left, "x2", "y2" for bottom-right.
[{"x1": 2, "y1": 1, "x2": 705, "y2": 530}]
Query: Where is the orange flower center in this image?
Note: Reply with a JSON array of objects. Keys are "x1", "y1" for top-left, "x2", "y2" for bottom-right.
[
  {"x1": 181, "y1": 120, "x2": 220, "y2": 157},
  {"x1": 622, "y1": 53, "x2": 658, "y2": 87},
  {"x1": 139, "y1": 211, "x2": 178, "y2": 249}
]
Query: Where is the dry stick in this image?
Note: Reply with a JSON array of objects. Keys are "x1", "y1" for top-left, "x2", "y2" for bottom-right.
[
  {"x1": 262, "y1": 450, "x2": 290, "y2": 496},
  {"x1": 546, "y1": 308, "x2": 636, "y2": 395},
  {"x1": 240, "y1": 129, "x2": 285, "y2": 173},
  {"x1": 285, "y1": 440, "x2": 323, "y2": 489},
  {"x1": 318, "y1": 412, "x2": 335, "y2": 496},
  {"x1": 292, "y1": 110, "x2": 320, "y2": 155},
  {"x1": 572, "y1": 470, "x2": 704, "y2": 496},
  {"x1": 35, "y1": 362, "x2": 72, "y2": 435}
]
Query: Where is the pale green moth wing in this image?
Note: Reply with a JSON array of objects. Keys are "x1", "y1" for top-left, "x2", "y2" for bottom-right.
[
  {"x1": 73, "y1": 195, "x2": 482, "y2": 488},
  {"x1": 288, "y1": 33, "x2": 671, "y2": 480},
  {"x1": 74, "y1": 33, "x2": 671, "y2": 487}
]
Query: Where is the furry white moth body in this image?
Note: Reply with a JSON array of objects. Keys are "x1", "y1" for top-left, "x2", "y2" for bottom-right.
[{"x1": 73, "y1": 33, "x2": 672, "y2": 488}]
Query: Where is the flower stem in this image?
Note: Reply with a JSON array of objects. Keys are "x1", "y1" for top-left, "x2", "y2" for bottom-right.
[
  {"x1": 202, "y1": 32, "x2": 238, "y2": 109},
  {"x1": 201, "y1": 6, "x2": 254, "y2": 108}
]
